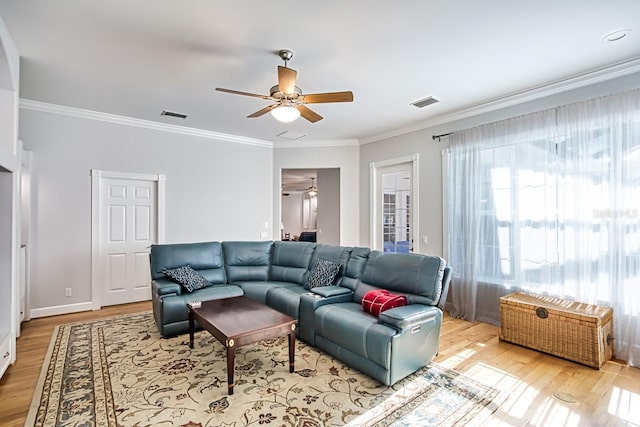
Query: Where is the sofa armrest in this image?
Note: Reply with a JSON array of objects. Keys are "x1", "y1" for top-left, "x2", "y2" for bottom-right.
[
  {"x1": 310, "y1": 286, "x2": 352, "y2": 298},
  {"x1": 437, "y1": 265, "x2": 452, "y2": 310},
  {"x1": 378, "y1": 304, "x2": 440, "y2": 331},
  {"x1": 152, "y1": 278, "x2": 182, "y2": 297}
]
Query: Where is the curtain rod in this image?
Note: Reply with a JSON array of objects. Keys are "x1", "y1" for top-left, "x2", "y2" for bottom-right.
[{"x1": 432, "y1": 132, "x2": 452, "y2": 141}]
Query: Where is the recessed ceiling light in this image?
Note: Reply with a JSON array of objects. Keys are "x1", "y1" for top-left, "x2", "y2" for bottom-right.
[{"x1": 601, "y1": 29, "x2": 631, "y2": 43}]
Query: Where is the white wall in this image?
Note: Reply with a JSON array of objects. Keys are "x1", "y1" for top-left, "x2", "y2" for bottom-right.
[
  {"x1": 359, "y1": 72, "x2": 640, "y2": 260},
  {"x1": 317, "y1": 168, "x2": 340, "y2": 245},
  {"x1": 273, "y1": 144, "x2": 359, "y2": 246},
  {"x1": 18, "y1": 108, "x2": 273, "y2": 314},
  {"x1": 281, "y1": 192, "x2": 303, "y2": 239}
]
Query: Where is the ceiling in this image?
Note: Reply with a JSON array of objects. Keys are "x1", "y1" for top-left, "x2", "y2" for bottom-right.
[
  {"x1": 281, "y1": 169, "x2": 317, "y2": 193},
  {"x1": 1, "y1": 1, "x2": 639, "y2": 144}
]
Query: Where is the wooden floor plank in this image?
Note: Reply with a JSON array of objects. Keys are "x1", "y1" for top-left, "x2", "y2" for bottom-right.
[{"x1": 1, "y1": 306, "x2": 639, "y2": 426}]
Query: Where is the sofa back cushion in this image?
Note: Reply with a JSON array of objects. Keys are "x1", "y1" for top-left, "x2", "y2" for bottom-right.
[
  {"x1": 304, "y1": 244, "x2": 353, "y2": 286},
  {"x1": 150, "y1": 242, "x2": 226, "y2": 284},
  {"x1": 222, "y1": 241, "x2": 273, "y2": 282},
  {"x1": 340, "y1": 247, "x2": 370, "y2": 291},
  {"x1": 270, "y1": 241, "x2": 316, "y2": 284},
  {"x1": 355, "y1": 251, "x2": 445, "y2": 306}
]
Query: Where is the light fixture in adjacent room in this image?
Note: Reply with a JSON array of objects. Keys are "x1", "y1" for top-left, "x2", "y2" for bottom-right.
[
  {"x1": 271, "y1": 105, "x2": 300, "y2": 123},
  {"x1": 307, "y1": 178, "x2": 317, "y2": 197}
]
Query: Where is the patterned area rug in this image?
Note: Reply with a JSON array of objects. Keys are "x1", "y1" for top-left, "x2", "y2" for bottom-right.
[{"x1": 26, "y1": 312, "x2": 505, "y2": 426}]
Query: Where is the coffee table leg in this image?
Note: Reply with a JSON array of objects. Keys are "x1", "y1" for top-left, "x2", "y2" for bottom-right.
[
  {"x1": 288, "y1": 331, "x2": 295, "y2": 373},
  {"x1": 188, "y1": 308, "x2": 194, "y2": 349},
  {"x1": 227, "y1": 344, "x2": 235, "y2": 395}
]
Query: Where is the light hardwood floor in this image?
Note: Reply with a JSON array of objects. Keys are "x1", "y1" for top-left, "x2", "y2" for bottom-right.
[{"x1": 1, "y1": 303, "x2": 638, "y2": 426}]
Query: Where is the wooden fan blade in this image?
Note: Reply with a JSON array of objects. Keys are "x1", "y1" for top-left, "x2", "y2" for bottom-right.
[
  {"x1": 303, "y1": 91, "x2": 354, "y2": 104},
  {"x1": 247, "y1": 104, "x2": 277, "y2": 118},
  {"x1": 278, "y1": 66, "x2": 297, "y2": 95},
  {"x1": 216, "y1": 88, "x2": 270, "y2": 99},
  {"x1": 297, "y1": 105, "x2": 323, "y2": 123}
]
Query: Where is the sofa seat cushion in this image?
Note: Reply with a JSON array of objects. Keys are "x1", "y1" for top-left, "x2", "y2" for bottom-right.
[
  {"x1": 160, "y1": 284, "x2": 244, "y2": 325},
  {"x1": 266, "y1": 285, "x2": 309, "y2": 318},
  {"x1": 314, "y1": 302, "x2": 396, "y2": 368},
  {"x1": 235, "y1": 281, "x2": 298, "y2": 304}
]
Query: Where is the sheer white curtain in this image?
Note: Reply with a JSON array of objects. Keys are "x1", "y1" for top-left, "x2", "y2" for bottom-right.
[
  {"x1": 447, "y1": 110, "x2": 558, "y2": 323},
  {"x1": 446, "y1": 89, "x2": 640, "y2": 366},
  {"x1": 554, "y1": 90, "x2": 640, "y2": 366}
]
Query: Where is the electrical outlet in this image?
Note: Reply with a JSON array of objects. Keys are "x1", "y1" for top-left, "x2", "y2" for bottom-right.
[
  {"x1": 65, "y1": 288, "x2": 72, "y2": 297},
  {"x1": 422, "y1": 235, "x2": 428, "y2": 245}
]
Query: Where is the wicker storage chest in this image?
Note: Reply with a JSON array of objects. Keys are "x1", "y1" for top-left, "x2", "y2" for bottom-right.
[{"x1": 499, "y1": 292, "x2": 613, "y2": 369}]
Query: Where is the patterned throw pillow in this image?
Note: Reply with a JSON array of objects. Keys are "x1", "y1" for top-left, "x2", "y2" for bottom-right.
[
  {"x1": 304, "y1": 259, "x2": 342, "y2": 290},
  {"x1": 163, "y1": 265, "x2": 210, "y2": 293}
]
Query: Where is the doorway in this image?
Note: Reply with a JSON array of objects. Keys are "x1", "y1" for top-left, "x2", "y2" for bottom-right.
[
  {"x1": 281, "y1": 168, "x2": 340, "y2": 245},
  {"x1": 370, "y1": 155, "x2": 419, "y2": 253},
  {"x1": 91, "y1": 170, "x2": 165, "y2": 307}
]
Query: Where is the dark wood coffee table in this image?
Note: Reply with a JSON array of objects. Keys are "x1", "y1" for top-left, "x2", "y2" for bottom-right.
[{"x1": 188, "y1": 296, "x2": 297, "y2": 395}]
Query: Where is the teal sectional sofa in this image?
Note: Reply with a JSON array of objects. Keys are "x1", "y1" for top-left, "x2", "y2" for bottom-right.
[{"x1": 149, "y1": 240, "x2": 451, "y2": 386}]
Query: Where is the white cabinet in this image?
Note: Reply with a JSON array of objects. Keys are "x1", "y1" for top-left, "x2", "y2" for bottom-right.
[
  {"x1": 0, "y1": 168, "x2": 15, "y2": 379},
  {"x1": 0, "y1": 13, "x2": 21, "y2": 380},
  {"x1": 0, "y1": 334, "x2": 11, "y2": 378}
]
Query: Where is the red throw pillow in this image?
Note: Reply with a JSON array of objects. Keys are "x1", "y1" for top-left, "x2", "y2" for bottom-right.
[{"x1": 362, "y1": 289, "x2": 408, "y2": 317}]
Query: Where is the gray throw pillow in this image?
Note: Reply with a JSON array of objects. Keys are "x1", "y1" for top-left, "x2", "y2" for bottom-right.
[
  {"x1": 163, "y1": 265, "x2": 210, "y2": 293},
  {"x1": 304, "y1": 259, "x2": 341, "y2": 290}
]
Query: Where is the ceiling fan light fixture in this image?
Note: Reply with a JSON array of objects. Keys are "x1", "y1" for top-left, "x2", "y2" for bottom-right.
[
  {"x1": 271, "y1": 105, "x2": 300, "y2": 122},
  {"x1": 307, "y1": 177, "x2": 317, "y2": 197}
]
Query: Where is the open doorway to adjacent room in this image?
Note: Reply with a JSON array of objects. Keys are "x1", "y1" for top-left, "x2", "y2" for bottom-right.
[{"x1": 281, "y1": 168, "x2": 340, "y2": 245}]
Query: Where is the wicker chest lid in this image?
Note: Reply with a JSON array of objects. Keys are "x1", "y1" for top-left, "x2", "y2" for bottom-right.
[{"x1": 500, "y1": 292, "x2": 613, "y2": 326}]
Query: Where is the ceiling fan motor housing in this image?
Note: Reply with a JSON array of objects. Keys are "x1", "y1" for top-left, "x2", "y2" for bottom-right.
[
  {"x1": 270, "y1": 85, "x2": 302, "y2": 101},
  {"x1": 279, "y1": 49, "x2": 294, "y2": 63}
]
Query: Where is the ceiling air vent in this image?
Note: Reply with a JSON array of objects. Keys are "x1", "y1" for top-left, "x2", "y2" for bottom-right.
[
  {"x1": 276, "y1": 130, "x2": 306, "y2": 140},
  {"x1": 161, "y1": 110, "x2": 187, "y2": 119},
  {"x1": 410, "y1": 96, "x2": 440, "y2": 108}
]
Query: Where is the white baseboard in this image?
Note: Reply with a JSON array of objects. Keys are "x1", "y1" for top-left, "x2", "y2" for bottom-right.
[{"x1": 29, "y1": 302, "x2": 94, "y2": 319}]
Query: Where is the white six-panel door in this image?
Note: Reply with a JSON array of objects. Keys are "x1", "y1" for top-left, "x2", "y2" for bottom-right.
[{"x1": 91, "y1": 171, "x2": 165, "y2": 308}]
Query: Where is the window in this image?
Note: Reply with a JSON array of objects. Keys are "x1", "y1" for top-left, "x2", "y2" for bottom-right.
[
  {"x1": 445, "y1": 89, "x2": 640, "y2": 366},
  {"x1": 382, "y1": 170, "x2": 411, "y2": 253}
]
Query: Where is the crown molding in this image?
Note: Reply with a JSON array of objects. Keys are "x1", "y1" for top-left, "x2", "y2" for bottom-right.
[
  {"x1": 19, "y1": 99, "x2": 273, "y2": 148},
  {"x1": 360, "y1": 57, "x2": 640, "y2": 145},
  {"x1": 273, "y1": 139, "x2": 360, "y2": 149}
]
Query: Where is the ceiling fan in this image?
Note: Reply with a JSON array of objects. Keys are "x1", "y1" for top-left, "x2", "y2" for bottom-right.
[
  {"x1": 307, "y1": 178, "x2": 317, "y2": 197},
  {"x1": 215, "y1": 49, "x2": 354, "y2": 123}
]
